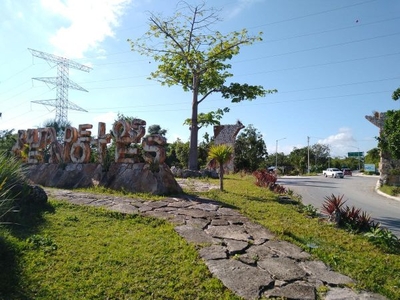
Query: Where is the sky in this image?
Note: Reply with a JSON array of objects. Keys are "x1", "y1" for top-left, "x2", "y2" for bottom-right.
[{"x1": 1, "y1": 0, "x2": 400, "y2": 158}]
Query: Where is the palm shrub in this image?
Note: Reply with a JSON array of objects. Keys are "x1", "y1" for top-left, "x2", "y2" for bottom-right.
[
  {"x1": 0, "y1": 152, "x2": 27, "y2": 223},
  {"x1": 207, "y1": 144, "x2": 233, "y2": 191}
]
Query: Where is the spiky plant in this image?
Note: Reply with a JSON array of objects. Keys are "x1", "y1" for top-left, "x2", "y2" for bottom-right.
[
  {"x1": 321, "y1": 194, "x2": 347, "y2": 226},
  {"x1": 342, "y1": 205, "x2": 361, "y2": 229},
  {"x1": 321, "y1": 194, "x2": 346, "y2": 216},
  {"x1": 0, "y1": 152, "x2": 27, "y2": 223}
]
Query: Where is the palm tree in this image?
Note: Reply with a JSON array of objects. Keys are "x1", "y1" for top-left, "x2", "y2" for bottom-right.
[{"x1": 208, "y1": 144, "x2": 233, "y2": 191}]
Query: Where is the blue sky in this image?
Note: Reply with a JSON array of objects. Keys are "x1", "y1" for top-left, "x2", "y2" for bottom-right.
[{"x1": 1, "y1": 0, "x2": 399, "y2": 157}]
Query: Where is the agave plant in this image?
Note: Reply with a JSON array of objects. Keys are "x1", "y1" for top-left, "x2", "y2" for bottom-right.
[{"x1": 321, "y1": 194, "x2": 346, "y2": 216}]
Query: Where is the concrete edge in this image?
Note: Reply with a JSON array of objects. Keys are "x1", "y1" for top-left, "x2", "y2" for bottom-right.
[{"x1": 375, "y1": 179, "x2": 400, "y2": 203}]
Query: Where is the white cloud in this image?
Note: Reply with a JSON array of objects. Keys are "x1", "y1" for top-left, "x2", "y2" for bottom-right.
[
  {"x1": 40, "y1": 0, "x2": 132, "y2": 58},
  {"x1": 318, "y1": 127, "x2": 358, "y2": 157},
  {"x1": 226, "y1": 0, "x2": 264, "y2": 19}
]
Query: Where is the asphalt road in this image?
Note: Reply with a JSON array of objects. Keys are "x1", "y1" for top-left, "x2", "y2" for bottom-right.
[{"x1": 277, "y1": 173, "x2": 400, "y2": 237}]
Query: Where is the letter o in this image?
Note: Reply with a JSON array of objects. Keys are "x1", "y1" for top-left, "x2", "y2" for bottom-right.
[{"x1": 70, "y1": 142, "x2": 90, "y2": 163}]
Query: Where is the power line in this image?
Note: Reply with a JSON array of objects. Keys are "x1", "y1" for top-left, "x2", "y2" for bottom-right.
[
  {"x1": 246, "y1": 0, "x2": 379, "y2": 29},
  {"x1": 82, "y1": 89, "x2": 391, "y2": 114},
  {"x1": 234, "y1": 31, "x2": 400, "y2": 64}
]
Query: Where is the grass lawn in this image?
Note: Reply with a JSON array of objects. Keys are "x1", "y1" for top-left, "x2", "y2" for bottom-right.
[
  {"x1": 0, "y1": 201, "x2": 239, "y2": 299},
  {"x1": 0, "y1": 173, "x2": 399, "y2": 299}
]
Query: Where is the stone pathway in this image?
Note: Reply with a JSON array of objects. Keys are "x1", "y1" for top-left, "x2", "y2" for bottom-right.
[{"x1": 45, "y1": 187, "x2": 387, "y2": 300}]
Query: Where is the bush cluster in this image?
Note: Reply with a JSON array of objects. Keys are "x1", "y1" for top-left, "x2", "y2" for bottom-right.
[
  {"x1": 321, "y1": 194, "x2": 399, "y2": 252},
  {"x1": 252, "y1": 169, "x2": 286, "y2": 194}
]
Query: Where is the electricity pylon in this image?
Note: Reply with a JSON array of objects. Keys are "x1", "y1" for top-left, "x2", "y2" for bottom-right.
[{"x1": 28, "y1": 48, "x2": 92, "y2": 125}]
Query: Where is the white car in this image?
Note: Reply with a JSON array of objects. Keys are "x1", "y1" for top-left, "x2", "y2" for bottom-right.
[{"x1": 323, "y1": 168, "x2": 344, "y2": 178}]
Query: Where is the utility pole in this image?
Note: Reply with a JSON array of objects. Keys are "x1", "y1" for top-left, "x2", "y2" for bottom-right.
[
  {"x1": 307, "y1": 136, "x2": 310, "y2": 174},
  {"x1": 28, "y1": 48, "x2": 92, "y2": 125}
]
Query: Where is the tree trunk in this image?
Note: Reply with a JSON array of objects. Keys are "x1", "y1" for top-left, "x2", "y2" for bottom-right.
[
  {"x1": 219, "y1": 164, "x2": 224, "y2": 191},
  {"x1": 188, "y1": 76, "x2": 199, "y2": 170}
]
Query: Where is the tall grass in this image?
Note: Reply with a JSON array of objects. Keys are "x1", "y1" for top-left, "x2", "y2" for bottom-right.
[{"x1": 0, "y1": 152, "x2": 27, "y2": 222}]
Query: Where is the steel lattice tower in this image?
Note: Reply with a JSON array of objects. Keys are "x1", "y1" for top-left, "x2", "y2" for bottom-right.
[{"x1": 28, "y1": 48, "x2": 92, "y2": 124}]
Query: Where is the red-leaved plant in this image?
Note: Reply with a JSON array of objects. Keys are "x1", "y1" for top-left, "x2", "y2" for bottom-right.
[
  {"x1": 253, "y1": 169, "x2": 277, "y2": 188},
  {"x1": 252, "y1": 169, "x2": 286, "y2": 194},
  {"x1": 322, "y1": 194, "x2": 375, "y2": 232},
  {"x1": 321, "y1": 194, "x2": 346, "y2": 216}
]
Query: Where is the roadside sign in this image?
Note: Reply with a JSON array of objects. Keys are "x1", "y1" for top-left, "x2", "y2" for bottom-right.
[
  {"x1": 364, "y1": 164, "x2": 376, "y2": 172},
  {"x1": 348, "y1": 152, "x2": 364, "y2": 157}
]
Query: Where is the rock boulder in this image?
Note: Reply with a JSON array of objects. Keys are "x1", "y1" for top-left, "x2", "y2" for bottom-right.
[{"x1": 25, "y1": 162, "x2": 182, "y2": 195}]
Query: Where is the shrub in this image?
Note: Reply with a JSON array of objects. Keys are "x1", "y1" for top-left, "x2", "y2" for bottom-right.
[
  {"x1": 252, "y1": 169, "x2": 286, "y2": 194},
  {"x1": 298, "y1": 204, "x2": 318, "y2": 218},
  {"x1": 321, "y1": 194, "x2": 376, "y2": 232},
  {"x1": 321, "y1": 194, "x2": 346, "y2": 217},
  {"x1": 253, "y1": 169, "x2": 277, "y2": 188},
  {"x1": 365, "y1": 226, "x2": 400, "y2": 253},
  {"x1": 0, "y1": 153, "x2": 28, "y2": 223}
]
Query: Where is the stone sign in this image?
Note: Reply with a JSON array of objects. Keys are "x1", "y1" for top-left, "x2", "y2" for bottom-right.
[
  {"x1": 11, "y1": 119, "x2": 181, "y2": 195},
  {"x1": 12, "y1": 119, "x2": 166, "y2": 165}
]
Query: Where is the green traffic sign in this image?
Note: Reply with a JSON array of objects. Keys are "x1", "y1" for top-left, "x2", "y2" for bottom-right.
[{"x1": 348, "y1": 152, "x2": 364, "y2": 157}]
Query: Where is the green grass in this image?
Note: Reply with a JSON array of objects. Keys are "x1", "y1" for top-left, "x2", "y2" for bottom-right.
[
  {"x1": 1, "y1": 173, "x2": 399, "y2": 299},
  {"x1": 196, "y1": 174, "x2": 400, "y2": 299},
  {"x1": 379, "y1": 184, "x2": 400, "y2": 197},
  {"x1": 0, "y1": 201, "x2": 239, "y2": 299}
]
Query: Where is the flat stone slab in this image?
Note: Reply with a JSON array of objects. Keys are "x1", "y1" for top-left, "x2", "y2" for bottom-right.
[
  {"x1": 264, "y1": 240, "x2": 311, "y2": 260},
  {"x1": 185, "y1": 218, "x2": 210, "y2": 230},
  {"x1": 224, "y1": 239, "x2": 249, "y2": 255},
  {"x1": 210, "y1": 218, "x2": 230, "y2": 226},
  {"x1": 265, "y1": 282, "x2": 316, "y2": 300},
  {"x1": 258, "y1": 257, "x2": 307, "y2": 281},
  {"x1": 109, "y1": 203, "x2": 139, "y2": 214},
  {"x1": 205, "y1": 225, "x2": 252, "y2": 241},
  {"x1": 174, "y1": 225, "x2": 218, "y2": 245},
  {"x1": 199, "y1": 245, "x2": 227, "y2": 260},
  {"x1": 243, "y1": 222, "x2": 275, "y2": 244},
  {"x1": 325, "y1": 287, "x2": 388, "y2": 300},
  {"x1": 246, "y1": 244, "x2": 280, "y2": 260},
  {"x1": 144, "y1": 210, "x2": 175, "y2": 220},
  {"x1": 190, "y1": 203, "x2": 220, "y2": 211},
  {"x1": 299, "y1": 261, "x2": 354, "y2": 286},
  {"x1": 204, "y1": 258, "x2": 274, "y2": 300},
  {"x1": 145, "y1": 201, "x2": 169, "y2": 209},
  {"x1": 176, "y1": 208, "x2": 216, "y2": 219}
]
